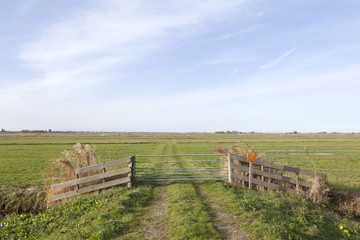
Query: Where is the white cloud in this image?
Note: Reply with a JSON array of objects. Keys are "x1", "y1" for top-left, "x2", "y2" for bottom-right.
[{"x1": 13, "y1": 0, "x2": 249, "y2": 95}]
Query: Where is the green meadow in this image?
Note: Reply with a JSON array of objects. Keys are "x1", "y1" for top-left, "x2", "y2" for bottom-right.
[
  {"x1": 1, "y1": 132, "x2": 360, "y2": 239},
  {"x1": 1, "y1": 132, "x2": 359, "y2": 192}
]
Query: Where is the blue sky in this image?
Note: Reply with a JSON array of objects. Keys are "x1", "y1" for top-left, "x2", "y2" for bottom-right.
[{"x1": 1, "y1": 0, "x2": 360, "y2": 132}]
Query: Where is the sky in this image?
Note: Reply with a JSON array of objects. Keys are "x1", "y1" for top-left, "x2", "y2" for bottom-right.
[{"x1": 1, "y1": 0, "x2": 360, "y2": 133}]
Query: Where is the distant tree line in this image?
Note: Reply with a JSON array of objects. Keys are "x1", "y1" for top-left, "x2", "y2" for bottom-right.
[
  {"x1": 215, "y1": 130, "x2": 359, "y2": 135},
  {"x1": 20, "y1": 129, "x2": 52, "y2": 133}
]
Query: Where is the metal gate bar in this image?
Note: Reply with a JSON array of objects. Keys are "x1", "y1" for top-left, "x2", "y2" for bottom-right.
[{"x1": 135, "y1": 154, "x2": 228, "y2": 182}]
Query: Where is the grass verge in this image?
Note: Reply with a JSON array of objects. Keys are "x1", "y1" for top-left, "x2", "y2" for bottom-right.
[
  {"x1": 200, "y1": 182, "x2": 360, "y2": 239},
  {"x1": 0, "y1": 188, "x2": 46, "y2": 216},
  {"x1": 0, "y1": 185, "x2": 154, "y2": 240}
]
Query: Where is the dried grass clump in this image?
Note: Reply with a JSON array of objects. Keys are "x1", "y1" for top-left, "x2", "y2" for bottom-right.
[
  {"x1": 213, "y1": 143, "x2": 254, "y2": 157},
  {"x1": 329, "y1": 191, "x2": 360, "y2": 218},
  {"x1": 306, "y1": 175, "x2": 330, "y2": 204},
  {"x1": 44, "y1": 143, "x2": 98, "y2": 206}
]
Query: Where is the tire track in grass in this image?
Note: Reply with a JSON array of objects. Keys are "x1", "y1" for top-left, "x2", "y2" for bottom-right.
[
  {"x1": 175, "y1": 143, "x2": 249, "y2": 239},
  {"x1": 141, "y1": 185, "x2": 168, "y2": 240},
  {"x1": 166, "y1": 143, "x2": 224, "y2": 239},
  {"x1": 198, "y1": 185, "x2": 251, "y2": 240},
  {"x1": 167, "y1": 182, "x2": 223, "y2": 240},
  {"x1": 140, "y1": 143, "x2": 171, "y2": 239},
  {"x1": 137, "y1": 142, "x2": 243, "y2": 239}
]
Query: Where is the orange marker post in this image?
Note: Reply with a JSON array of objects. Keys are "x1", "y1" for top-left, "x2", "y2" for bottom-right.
[
  {"x1": 247, "y1": 152, "x2": 256, "y2": 162},
  {"x1": 247, "y1": 153, "x2": 256, "y2": 189}
]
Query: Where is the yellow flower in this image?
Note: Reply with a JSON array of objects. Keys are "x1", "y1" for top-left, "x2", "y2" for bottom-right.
[
  {"x1": 343, "y1": 229, "x2": 350, "y2": 237},
  {"x1": 339, "y1": 226, "x2": 344, "y2": 230}
]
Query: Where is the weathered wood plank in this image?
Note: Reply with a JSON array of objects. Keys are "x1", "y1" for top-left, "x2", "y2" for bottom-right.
[
  {"x1": 52, "y1": 177, "x2": 131, "y2": 201},
  {"x1": 75, "y1": 157, "x2": 131, "y2": 175},
  {"x1": 253, "y1": 160, "x2": 317, "y2": 177},
  {"x1": 232, "y1": 164, "x2": 311, "y2": 188},
  {"x1": 77, "y1": 177, "x2": 131, "y2": 195},
  {"x1": 75, "y1": 163, "x2": 105, "y2": 175},
  {"x1": 51, "y1": 168, "x2": 131, "y2": 190},
  {"x1": 232, "y1": 164, "x2": 248, "y2": 172},
  {"x1": 251, "y1": 178, "x2": 296, "y2": 194},
  {"x1": 232, "y1": 173, "x2": 297, "y2": 193},
  {"x1": 230, "y1": 154, "x2": 247, "y2": 163},
  {"x1": 232, "y1": 173, "x2": 249, "y2": 182},
  {"x1": 52, "y1": 190, "x2": 78, "y2": 202},
  {"x1": 254, "y1": 169, "x2": 311, "y2": 188},
  {"x1": 104, "y1": 157, "x2": 131, "y2": 168}
]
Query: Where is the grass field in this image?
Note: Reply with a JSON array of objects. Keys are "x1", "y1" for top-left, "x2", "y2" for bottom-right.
[
  {"x1": 1, "y1": 132, "x2": 360, "y2": 192},
  {"x1": 1, "y1": 133, "x2": 360, "y2": 239}
]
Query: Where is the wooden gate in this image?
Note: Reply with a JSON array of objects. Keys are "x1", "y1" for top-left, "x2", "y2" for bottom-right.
[{"x1": 134, "y1": 154, "x2": 229, "y2": 182}]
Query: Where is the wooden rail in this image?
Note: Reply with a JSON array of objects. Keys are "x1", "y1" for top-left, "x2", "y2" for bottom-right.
[
  {"x1": 229, "y1": 154, "x2": 326, "y2": 194},
  {"x1": 51, "y1": 156, "x2": 134, "y2": 201}
]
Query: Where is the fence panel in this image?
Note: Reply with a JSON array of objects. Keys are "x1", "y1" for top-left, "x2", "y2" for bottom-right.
[
  {"x1": 229, "y1": 154, "x2": 324, "y2": 194},
  {"x1": 51, "y1": 157, "x2": 134, "y2": 201}
]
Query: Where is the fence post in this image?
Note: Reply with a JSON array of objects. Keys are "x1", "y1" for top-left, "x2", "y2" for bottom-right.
[
  {"x1": 296, "y1": 173, "x2": 300, "y2": 191},
  {"x1": 76, "y1": 173, "x2": 80, "y2": 192},
  {"x1": 248, "y1": 162, "x2": 253, "y2": 189},
  {"x1": 128, "y1": 156, "x2": 134, "y2": 188},
  {"x1": 260, "y1": 165, "x2": 265, "y2": 190},
  {"x1": 133, "y1": 155, "x2": 136, "y2": 183},
  {"x1": 102, "y1": 166, "x2": 106, "y2": 183},
  {"x1": 227, "y1": 153, "x2": 233, "y2": 184}
]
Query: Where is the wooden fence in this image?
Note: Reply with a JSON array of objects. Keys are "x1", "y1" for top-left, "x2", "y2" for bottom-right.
[
  {"x1": 51, "y1": 156, "x2": 134, "y2": 201},
  {"x1": 51, "y1": 153, "x2": 326, "y2": 201},
  {"x1": 228, "y1": 154, "x2": 326, "y2": 194}
]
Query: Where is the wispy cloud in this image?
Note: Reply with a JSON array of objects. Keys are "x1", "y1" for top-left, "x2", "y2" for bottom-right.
[
  {"x1": 219, "y1": 26, "x2": 259, "y2": 40},
  {"x1": 228, "y1": 66, "x2": 240, "y2": 79},
  {"x1": 261, "y1": 45, "x2": 301, "y2": 70},
  {"x1": 17, "y1": 1, "x2": 248, "y2": 89}
]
